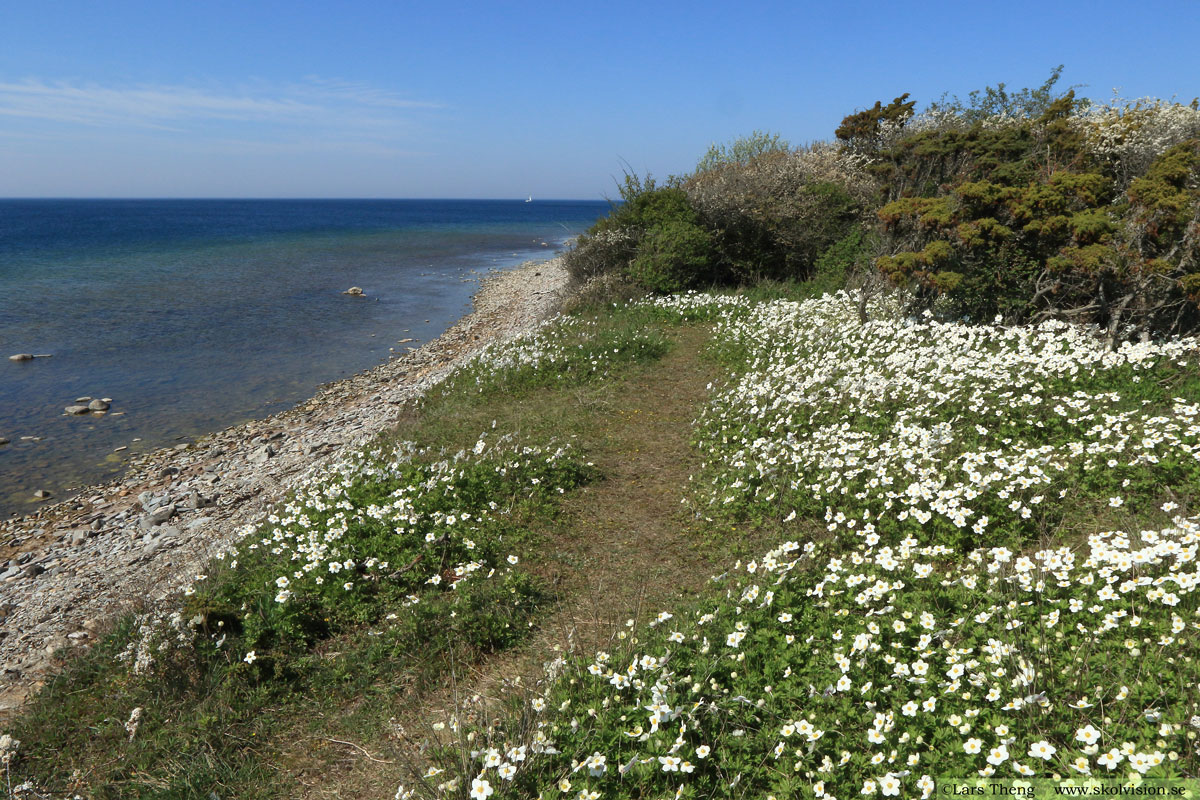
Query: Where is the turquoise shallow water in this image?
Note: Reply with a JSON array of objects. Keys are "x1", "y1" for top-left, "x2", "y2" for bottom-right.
[{"x1": 0, "y1": 199, "x2": 608, "y2": 517}]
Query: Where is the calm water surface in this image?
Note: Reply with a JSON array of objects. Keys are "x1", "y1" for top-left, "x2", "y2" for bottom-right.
[{"x1": 0, "y1": 199, "x2": 608, "y2": 517}]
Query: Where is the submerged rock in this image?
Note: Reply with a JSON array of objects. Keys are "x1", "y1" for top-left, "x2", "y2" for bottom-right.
[{"x1": 64, "y1": 405, "x2": 90, "y2": 415}]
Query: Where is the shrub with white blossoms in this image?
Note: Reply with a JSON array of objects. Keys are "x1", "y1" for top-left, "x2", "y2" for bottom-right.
[
  {"x1": 423, "y1": 290, "x2": 1199, "y2": 798},
  {"x1": 1073, "y1": 95, "x2": 1200, "y2": 189}
]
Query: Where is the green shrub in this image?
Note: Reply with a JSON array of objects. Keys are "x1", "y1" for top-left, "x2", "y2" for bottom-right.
[
  {"x1": 564, "y1": 176, "x2": 716, "y2": 294},
  {"x1": 626, "y1": 218, "x2": 715, "y2": 293},
  {"x1": 562, "y1": 74, "x2": 1200, "y2": 339},
  {"x1": 807, "y1": 224, "x2": 874, "y2": 294},
  {"x1": 685, "y1": 148, "x2": 874, "y2": 283},
  {"x1": 850, "y1": 75, "x2": 1184, "y2": 335}
]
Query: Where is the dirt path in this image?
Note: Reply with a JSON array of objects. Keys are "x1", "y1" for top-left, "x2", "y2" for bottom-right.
[
  {"x1": 488, "y1": 323, "x2": 720, "y2": 671},
  {"x1": 303, "y1": 324, "x2": 724, "y2": 798}
]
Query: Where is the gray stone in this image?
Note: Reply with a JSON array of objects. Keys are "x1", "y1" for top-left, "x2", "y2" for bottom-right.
[
  {"x1": 69, "y1": 531, "x2": 88, "y2": 547},
  {"x1": 342, "y1": 286, "x2": 365, "y2": 296},
  {"x1": 182, "y1": 490, "x2": 210, "y2": 510},
  {"x1": 138, "y1": 491, "x2": 157, "y2": 510},
  {"x1": 249, "y1": 444, "x2": 275, "y2": 463},
  {"x1": 156, "y1": 525, "x2": 181, "y2": 539},
  {"x1": 139, "y1": 504, "x2": 175, "y2": 529},
  {"x1": 185, "y1": 517, "x2": 213, "y2": 530},
  {"x1": 32, "y1": 489, "x2": 51, "y2": 499},
  {"x1": 75, "y1": 397, "x2": 92, "y2": 403},
  {"x1": 88, "y1": 399, "x2": 110, "y2": 411},
  {"x1": 64, "y1": 405, "x2": 90, "y2": 415},
  {"x1": 21, "y1": 563, "x2": 44, "y2": 578}
]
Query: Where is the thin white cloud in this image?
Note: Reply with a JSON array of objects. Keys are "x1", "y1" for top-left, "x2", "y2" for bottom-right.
[
  {"x1": 292, "y1": 76, "x2": 443, "y2": 110},
  {"x1": 0, "y1": 77, "x2": 440, "y2": 134}
]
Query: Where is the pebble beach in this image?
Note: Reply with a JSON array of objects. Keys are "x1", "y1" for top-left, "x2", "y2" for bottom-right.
[{"x1": 0, "y1": 257, "x2": 569, "y2": 717}]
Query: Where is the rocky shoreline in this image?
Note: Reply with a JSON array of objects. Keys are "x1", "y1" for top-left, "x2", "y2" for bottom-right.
[{"x1": 0, "y1": 257, "x2": 569, "y2": 718}]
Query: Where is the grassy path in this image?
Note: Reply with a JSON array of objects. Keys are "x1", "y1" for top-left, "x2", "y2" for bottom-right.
[{"x1": 280, "y1": 322, "x2": 737, "y2": 798}]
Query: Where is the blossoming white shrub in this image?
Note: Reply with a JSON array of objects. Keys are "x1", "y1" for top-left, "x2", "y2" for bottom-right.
[{"x1": 1074, "y1": 96, "x2": 1200, "y2": 189}]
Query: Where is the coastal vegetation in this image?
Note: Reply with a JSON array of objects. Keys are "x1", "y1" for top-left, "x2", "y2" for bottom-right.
[
  {"x1": 566, "y1": 68, "x2": 1200, "y2": 343},
  {"x1": 4, "y1": 71, "x2": 1200, "y2": 798}
]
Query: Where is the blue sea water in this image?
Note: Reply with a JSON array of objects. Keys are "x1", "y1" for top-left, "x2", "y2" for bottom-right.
[{"x1": 0, "y1": 199, "x2": 608, "y2": 517}]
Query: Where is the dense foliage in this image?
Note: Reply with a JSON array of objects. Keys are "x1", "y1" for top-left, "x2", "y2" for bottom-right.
[
  {"x1": 563, "y1": 143, "x2": 877, "y2": 294},
  {"x1": 870, "y1": 84, "x2": 1200, "y2": 341},
  {"x1": 567, "y1": 69, "x2": 1200, "y2": 341}
]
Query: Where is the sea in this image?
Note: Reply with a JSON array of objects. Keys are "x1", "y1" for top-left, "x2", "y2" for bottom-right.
[{"x1": 0, "y1": 199, "x2": 610, "y2": 519}]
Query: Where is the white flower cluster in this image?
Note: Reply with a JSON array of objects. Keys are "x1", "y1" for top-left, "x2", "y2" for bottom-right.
[
  {"x1": 244, "y1": 436, "x2": 576, "y2": 606},
  {"x1": 114, "y1": 609, "x2": 197, "y2": 675},
  {"x1": 446, "y1": 314, "x2": 666, "y2": 391},
  {"x1": 1073, "y1": 96, "x2": 1200, "y2": 186},
  {"x1": 0, "y1": 733, "x2": 18, "y2": 767},
  {"x1": 636, "y1": 290, "x2": 752, "y2": 321},
  {"x1": 695, "y1": 292, "x2": 1199, "y2": 541}
]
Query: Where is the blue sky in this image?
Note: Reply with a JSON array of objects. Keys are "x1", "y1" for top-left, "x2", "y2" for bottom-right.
[{"x1": 2, "y1": 0, "x2": 1197, "y2": 199}]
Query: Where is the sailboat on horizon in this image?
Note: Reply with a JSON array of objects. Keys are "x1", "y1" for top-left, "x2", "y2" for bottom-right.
[{"x1": 525, "y1": 194, "x2": 532, "y2": 203}]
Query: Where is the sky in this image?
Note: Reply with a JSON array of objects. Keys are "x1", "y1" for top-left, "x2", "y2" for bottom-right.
[{"x1": 1, "y1": 0, "x2": 1197, "y2": 199}]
